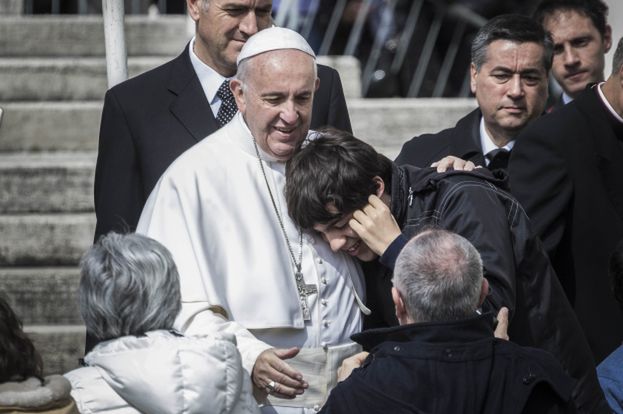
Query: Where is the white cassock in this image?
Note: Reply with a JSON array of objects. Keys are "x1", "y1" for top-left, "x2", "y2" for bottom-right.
[{"x1": 137, "y1": 113, "x2": 367, "y2": 414}]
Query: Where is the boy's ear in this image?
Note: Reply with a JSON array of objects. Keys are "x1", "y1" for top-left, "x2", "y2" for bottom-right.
[{"x1": 372, "y1": 176, "x2": 385, "y2": 197}]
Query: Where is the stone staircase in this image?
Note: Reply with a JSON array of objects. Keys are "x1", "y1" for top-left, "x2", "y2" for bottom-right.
[{"x1": 0, "y1": 14, "x2": 476, "y2": 375}]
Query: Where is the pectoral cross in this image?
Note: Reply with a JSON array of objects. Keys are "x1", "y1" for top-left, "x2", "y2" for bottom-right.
[{"x1": 295, "y1": 271, "x2": 317, "y2": 321}]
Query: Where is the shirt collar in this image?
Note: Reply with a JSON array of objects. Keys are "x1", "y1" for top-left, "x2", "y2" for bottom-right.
[
  {"x1": 479, "y1": 117, "x2": 515, "y2": 165},
  {"x1": 562, "y1": 92, "x2": 574, "y2": 105},
  {"x1": 188, "y1": 37, "x2": 230, "y2": 105},
  {"x1": 596, "y1": 82, "x2": 623, "y2": 124}
]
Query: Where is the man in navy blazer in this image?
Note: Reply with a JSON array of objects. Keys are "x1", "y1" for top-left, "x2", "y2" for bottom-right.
[
  {"x1": 93, "y1": 0, "x2": 352, "y2": 242},
  {"x1": 508, "y1": 37, "x2": 623, "y2": 364},
  {"x1": 395, "y1": 14, "x2": 551, "y2": 172}
]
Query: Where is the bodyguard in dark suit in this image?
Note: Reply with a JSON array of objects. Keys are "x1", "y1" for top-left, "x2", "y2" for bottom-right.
[
  {"x1": 534, "y1": 0, "x2": 612, "y2": 111},
  {"x1": 508, "y1": 37, "x2": 623, "y2": 363},
  {"x1": 396, "y1": 14, "x2": 551, "y2": 171},
  {"x1": 93, "y1": 0, "x2": 352, "y2": 241}
]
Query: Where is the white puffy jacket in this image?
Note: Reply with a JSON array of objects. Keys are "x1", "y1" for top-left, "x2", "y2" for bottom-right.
[{"x1": 64, "y1": 330, "x2": 259, "y2": 414}]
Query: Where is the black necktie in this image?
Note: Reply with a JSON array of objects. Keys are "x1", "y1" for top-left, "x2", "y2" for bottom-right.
[
  {"x1": 486, "y1": 148, "x2": 510, "y2": 171},
  {"x1": 216, "y1": 80, "x2": 237, "y2": 126}
]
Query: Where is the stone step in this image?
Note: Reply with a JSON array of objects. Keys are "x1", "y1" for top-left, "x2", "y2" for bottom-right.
[
  {"x1": 0, "y1": 15, "x2": 190, "y2": 57},
  {"x1": 0, "y1": 213, "x2": 94, "y2": 266},
  {"x1": 0, "y1": 99, "x2": 476, "y2": 155},
  {"x1": 0, "y1": 55, "x2": 361, "y2": 101},
  {"x1": 24, "y1": 325, "x2": 85, "y2": 375},
  {"x1": 350, "y1": 98, "x2": 476, "y2": 159},
  {"x1": 0, "y1": 57, "x2": 168, "y2": 101},
  {"x1": 1, "y1": 267, "x2": 81, "y2": 325},
  {"x1": 0, "y1": 102, "x2": 102, "y2": 152},
  {"x1": 0, "y1": 152, "x2": 95, "y2": 213}
]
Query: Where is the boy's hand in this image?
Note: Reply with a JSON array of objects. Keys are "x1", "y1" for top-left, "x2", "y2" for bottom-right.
[{"x1": 349, "y1": 195, "x2": 401, "y2": 256}]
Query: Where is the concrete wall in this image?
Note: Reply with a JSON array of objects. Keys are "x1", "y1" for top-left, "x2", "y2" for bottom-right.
[
  {"x1": 605, "y1": 0, "x2": 622, "y2": 76},
  {"x1": 0, "y1": 0, "x2": 22, "y2": 14}
]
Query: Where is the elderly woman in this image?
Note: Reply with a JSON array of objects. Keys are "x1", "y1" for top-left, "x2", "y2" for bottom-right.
[{"x1": 64, "y1": 233, "x2": 258, "y2": 414}]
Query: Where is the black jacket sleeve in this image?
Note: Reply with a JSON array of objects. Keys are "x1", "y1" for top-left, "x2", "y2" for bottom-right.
[{"x1": 93, "y1": 88, "x2": 145, "y2": 241}]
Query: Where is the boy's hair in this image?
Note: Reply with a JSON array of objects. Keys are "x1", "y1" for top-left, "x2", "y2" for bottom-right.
[{"x1": 286, "y1": 128, "x2": 393, "y2": 229}]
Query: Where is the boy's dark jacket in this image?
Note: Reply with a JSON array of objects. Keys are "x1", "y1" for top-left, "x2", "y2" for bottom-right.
[{"x1": 361, "y1": 165, "x2": 608, "y2": 413}]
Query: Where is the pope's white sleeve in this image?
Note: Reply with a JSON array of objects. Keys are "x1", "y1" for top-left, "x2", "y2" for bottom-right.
[{"x1": 176, "y1": 303, "x2": 272, "y2": 376}]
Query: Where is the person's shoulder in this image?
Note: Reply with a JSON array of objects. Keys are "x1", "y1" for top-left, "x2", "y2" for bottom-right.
[
  {"x1": 107, "y1": 53, "x2": 183, "y2": 97},
  {"x1": 395, "y1": 129, "x2": 455, "y2": 166},
  {"x1": 317, "y1": 63, "x2": 337, "y2": 77},
  {"x1": 495, "y1": 340, "x2": 575, "y2": 391}
]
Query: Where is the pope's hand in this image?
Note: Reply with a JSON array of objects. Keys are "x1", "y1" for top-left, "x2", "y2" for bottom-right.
[
  {"x1": 349, "y1": 195, "x2": 401, "y2": 256},
  {"x1": 252, "y1": 347, "x2": 308, "y2": 399},
  {"x1": 337, "y1": 351, "x2": 369, "y2": 382},
  {"x1": 431, "y1": 155, "x2": 479, "y2": 172}
]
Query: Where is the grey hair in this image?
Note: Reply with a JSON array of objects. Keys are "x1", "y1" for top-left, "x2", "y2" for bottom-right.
[
  {"x1": 199, "y1": 0, "x2": 210, "y2": 12},
  {"x1": 471, "y1": 14, "x2": 553, "y2": 72},
  {"x1": 393, "y1": 229, "x2": 483, "y2": 323},
  {"x1": 612, "y1": 37, "x2": 623, "y2": 75},
  {"x1": 79, "y1": 232, "x2": 181, "y2": 341}
]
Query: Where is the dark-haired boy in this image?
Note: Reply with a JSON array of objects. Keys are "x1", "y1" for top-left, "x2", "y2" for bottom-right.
[{"x1": 285, "y1": 129, "x2": 608, "y2": 413}]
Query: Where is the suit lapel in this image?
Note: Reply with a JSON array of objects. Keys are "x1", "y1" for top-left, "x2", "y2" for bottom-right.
[
  {"x1": 167, "y1": 44, "x2": 220, "y2": 142},
  {"x1": 577, "y1": 90, "x2": 623, "y2": 221},
  {"x1": 448, "y1": 109, "x2": 486, "y2": 166}
]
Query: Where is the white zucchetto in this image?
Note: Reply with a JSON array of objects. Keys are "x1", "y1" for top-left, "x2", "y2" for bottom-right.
[{"x1": 237, "y1": 27, "x2": 316, "y2": 65}]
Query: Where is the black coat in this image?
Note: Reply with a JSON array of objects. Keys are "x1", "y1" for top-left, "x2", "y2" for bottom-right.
[
  {"x1": 394, "y1": 108, "x2": 486, "y2": 167},
  {"x1": 364, "y1": 165, "x2": 608, "y2": 413},
  {"x1": 93, "y1": 44, "x2": 352, "y2": 240},
  {"x1": 509, "y1": 87, "x2": 623, "y2": 363},
  {"x1": 321, "y1": 314, "x2": 577, "y2": 414}
]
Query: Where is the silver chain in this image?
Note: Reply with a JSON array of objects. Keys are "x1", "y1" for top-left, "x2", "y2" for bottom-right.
[{"x1": 251, "y1": 137, "x2": 303, "y2": 272}]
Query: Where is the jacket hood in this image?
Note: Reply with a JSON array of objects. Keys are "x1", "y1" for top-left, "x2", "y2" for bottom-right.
[{"x1": 83, "y1": 330, "x2": 248, "y2": 414}]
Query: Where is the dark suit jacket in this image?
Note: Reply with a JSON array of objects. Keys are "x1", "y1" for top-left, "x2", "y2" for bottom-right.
[
  {"x1": 509, "y1": 87, "x2": 623, "y2": 363},
  {"x1": 394, "y1": 108, "x2": 486, "y2": 167},
  {"x1": 93, "y1": 44, "x2": 352, "y2": 240}
]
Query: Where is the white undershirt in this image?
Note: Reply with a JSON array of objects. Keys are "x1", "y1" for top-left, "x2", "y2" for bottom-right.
[
  {"x1": 562, "y1": 92, "x2": 574, "y2": 105},
  {"x1": 188, "y1": 36, "x2": 230, "y2": 117},
  {"x1": 479, "y1": 117, "x2": 515, "y2": 166}
]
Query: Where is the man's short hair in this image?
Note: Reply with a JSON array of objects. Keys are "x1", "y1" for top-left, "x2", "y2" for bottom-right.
[
  {"x1": 393, "y1": 229, "x2": 484, "y2": 323},
  {"x1": 534, "y1": 0, "x2": 609, "y2": 39},
  {"x1": 79, "y1": 232, "x2": 181, "y2": 341},
  {"x1": 285, "y1": 128, "x2": 393, "y2": 229},
  {"x1": 612, "y1": 36, "x2": 623, "y2": 75},
  {"x1": 471, "y1": 14, "x2": 553, "y2": 72},
  {"x1": 610, "y1": 240, "x2": 623, "y2": 312}
]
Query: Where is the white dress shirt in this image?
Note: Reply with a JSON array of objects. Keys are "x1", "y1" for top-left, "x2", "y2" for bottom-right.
[
  {"x1": 188, "y1": 36, "x2": 230, "y2": 117},
  {"x1": 479, "y1": 117, "x2": 515, "y2": 166}
]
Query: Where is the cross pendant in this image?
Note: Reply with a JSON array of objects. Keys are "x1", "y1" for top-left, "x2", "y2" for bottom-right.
[{"x1": 295, "y1": 271, "x2": 317, "y2": 321}]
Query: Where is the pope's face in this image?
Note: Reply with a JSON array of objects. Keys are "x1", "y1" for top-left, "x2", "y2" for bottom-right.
[
  {"x1": 188, "y1": 0, "x2": 273, "y2": 77},
  {"x1": 542, "y1": 9, "x2": 611, "y2": 99},
  {"x1": 232, "y1": 49, "x2": 319, "y2": 161},
  {"x1": 471, "y1": 40, "x2": 548, "y2": 142}
]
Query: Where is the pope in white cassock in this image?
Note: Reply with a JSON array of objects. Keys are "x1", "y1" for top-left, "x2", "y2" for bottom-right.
[{"x1": 136, "y1": 27, "x2": 368, "y2": 414}]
